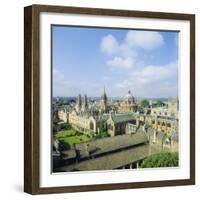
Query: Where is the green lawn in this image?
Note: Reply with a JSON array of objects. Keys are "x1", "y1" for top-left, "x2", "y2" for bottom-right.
[
  {"x1": 54, "y1": 127, "x2": 110, "y2": 150},
  {"x1": 54, "y1": 128, "x2": 93, "y2": 150},
  {"x1": 54, "y1": 129, "x2": 78, "y2": 138},
  {"x1": 63, "y1": 135, "x2": 91, "y2": 145}
]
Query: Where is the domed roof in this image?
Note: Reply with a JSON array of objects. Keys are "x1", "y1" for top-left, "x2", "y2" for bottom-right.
[{"x1": 125, "y1": 90, "x2": 135, "y2": 103}]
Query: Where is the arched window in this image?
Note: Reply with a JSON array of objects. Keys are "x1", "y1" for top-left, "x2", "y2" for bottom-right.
[
  {"x1": 108, "y1": 124, "x2": 113, "y2": 131},
  {"x1": 89, "y1": 121, "x2": 94, "y2": 131}
]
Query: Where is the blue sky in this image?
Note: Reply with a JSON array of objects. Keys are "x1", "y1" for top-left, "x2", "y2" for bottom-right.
[{"x1": 52, "y1": 25, "x2": 178, "y2": 98}]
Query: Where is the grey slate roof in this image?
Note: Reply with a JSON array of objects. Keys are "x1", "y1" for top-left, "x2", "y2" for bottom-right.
[
  {"x1": 57, "y1": 143, "x2": 149, "y2": 171},
  {"x1": 61, "y1": 149, "x2": 76, "y2": 159},
  {"x1": 96, "y1": 114, "x2": 109, "y2": 123},
  {"x1": 74, "y1": 132, "x2": 148, "y2": 159},
  {"x1": 111, "y1": 113, "x2": 135, "y2": 124}
]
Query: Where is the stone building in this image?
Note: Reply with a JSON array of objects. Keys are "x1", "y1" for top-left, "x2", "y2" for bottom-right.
[
  {"x1": 55, "y1": 132, "x2": 149, "y2": 172},
  {"x1": 170, "y1": 131, "x2": 179, "y2": 152},
  {"x1": 107, "y1": 112, "x2": 138, "y2": 136},
  {"x1": 151, "y1": 106, "x2": 168, "y2": 116},
  {"x1": 147, "y1": 126, "x2": 178, "y2": 154},
  {"x1": 53, "y1": 109, "x2": 59, "y2": 122},
  {"x1": 118, "y1": 90, "x2": 137, "y2": 113},
  {"x1": 150, "y1": 115, "x2": 178, "y2": 136},
  {"x1": 68, "y1": 111, "x2": 97, "y2": 133},
  {"x1": 55, "y1": 89, "x2": 179, "y2": 156},
  {"x1": 75, "y1": 94, "x2": 82, "y2": 112},
  {"x1": 58, "y1": 108, "x2": 68, "y2": 123},
  {"x1": 99, "y1": 87, "x2": 108, "y2": 113},
  {"x1": 151, "y1": 97, "x2": 179, "y2": 118},
  {"x1": 168, "y1": 97, "x2": 179, "y2": 117},
  {"x1": 125, "y1": 123, "x2": 138, "y2": 134},
  {"x1": 82, "y1": 94, "x2": 88, "y2": 111}
]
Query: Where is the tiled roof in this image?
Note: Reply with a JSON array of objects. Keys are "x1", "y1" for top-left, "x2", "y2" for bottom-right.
[
  {"x1": 74, "y1": 132, "x2": 148, "y2": 159},
  {"x1": 57, "y1": 143, "x2": 149, "y2": 171},
  {"x1": 111, "y1": 113, "x2": 135, "y2": 124}
]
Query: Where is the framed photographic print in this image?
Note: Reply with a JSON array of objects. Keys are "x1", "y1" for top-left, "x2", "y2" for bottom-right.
[{"x1": 24, "y1": 4, "x2": 195, "y2": 194}]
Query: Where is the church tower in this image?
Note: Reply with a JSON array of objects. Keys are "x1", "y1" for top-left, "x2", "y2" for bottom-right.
[
  {"x1": 100, "y1": 86, "x2": 107, "y2": 113},
  {"x1": 76, "y1": 94, "x2": 82, "y2": 112},
  {"x1": 82, "y1": 94, "x2": 88, "y2": 111}
]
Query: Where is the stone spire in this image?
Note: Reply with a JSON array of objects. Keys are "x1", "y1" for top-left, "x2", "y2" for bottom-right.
[
  {"x1": 100, "y1": 86, "x2": 107, "y2": 112},
  {"x1": 82, "y1": 94, "x2": 88, "y2": 111},
  {"x1": 101, "y1": 86, "x2": 107, "y2": 101},
  {"x1": 77, "y1": 94, "x2": 82, "y2": 111}
]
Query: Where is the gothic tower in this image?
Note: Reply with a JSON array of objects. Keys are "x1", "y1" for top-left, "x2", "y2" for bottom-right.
[
  {"x1": 76, "y1": 94, "x2": 82, "y2": 112},
  {"x1": 82, "y1": 94, "x2": 88, "y2": 111},
  {"x1": 100, "y1": 86, "x2": 107, "y2": 113}
]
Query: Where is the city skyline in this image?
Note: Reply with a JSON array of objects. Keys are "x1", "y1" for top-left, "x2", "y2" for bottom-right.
[
  {"x1": 52, "y1": 26, "x2": 178, "y2": 98},
  {"x1": 52, "y1": 90, "x2": 172, "y2": 100}
]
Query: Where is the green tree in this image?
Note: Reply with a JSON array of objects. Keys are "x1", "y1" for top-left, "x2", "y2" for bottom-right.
[
  {"x1": 97, "y1": 114, "x2": 109, "y2": 139},
  {"x1": 141, "y1": 152, "x2": 178, "y2": 168},
  {"x1": 154, "y1": 100, "x2": 165, "y2": 107},
  {"x1": 140, "y1": 99, "x2": 150, "y2": 108}
]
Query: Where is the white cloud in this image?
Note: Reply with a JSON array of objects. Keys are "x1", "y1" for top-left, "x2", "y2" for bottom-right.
[
  {"x1": 100, "y1": 31, "x2": 164, "y2": 56},
  {"x1": 114, "y1": 62, "x2": 178, "y2": 98},
  {"x1": 132, "y1": 62, "x2": 177, "y2": 85},
  {"x1": 100, "y1": 34, "x2": 119, "y2": 55},
  {"x1": 100, "y1": 30, "x2": 164, "y2": 71},
  {"x1": 107, "y1": 56, "x2": 134, "y2": 69},
  {"x1": 125, "y1": 31, "x2": 164, "y2": 50},
  {"x1": 115, "y1": 79, "x2": 133, "y2": 89},
  {"x1": 99, "y1": 30, "x2": 177, "y2": 97}
]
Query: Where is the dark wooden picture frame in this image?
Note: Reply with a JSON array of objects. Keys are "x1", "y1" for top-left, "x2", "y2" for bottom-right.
[{"x1": 24, "y1": 4, "x2": 195, "y2": 195}]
